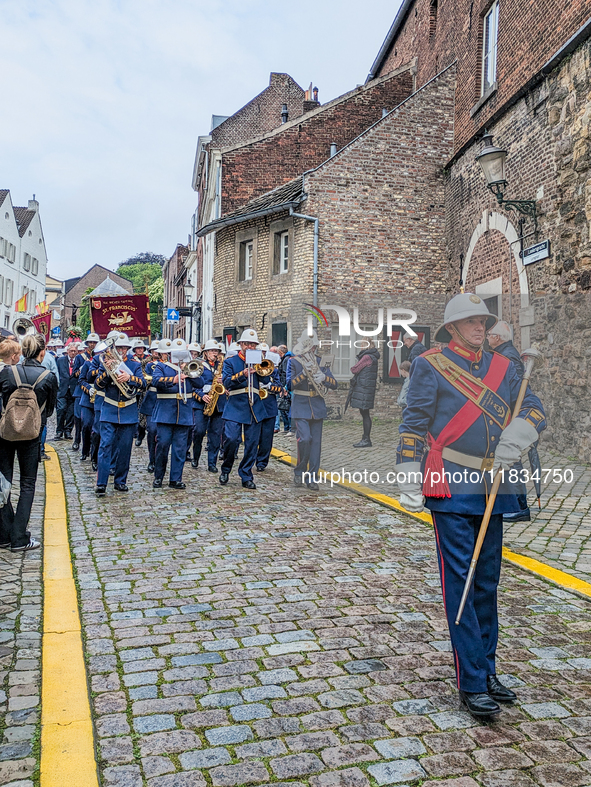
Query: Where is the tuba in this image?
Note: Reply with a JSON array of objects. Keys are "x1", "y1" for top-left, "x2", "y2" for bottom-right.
[
  {"x1": 12, "y1": 317, "x2": 36, "y2": 340},
  {"x1": 95, "y1": 337, "x2": 136, "y2": 399},
  {"x1": 295, "y1": 345, "x2": 328, "y2": 398}
]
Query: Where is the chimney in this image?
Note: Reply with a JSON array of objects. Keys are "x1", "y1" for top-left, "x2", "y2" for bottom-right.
[
  {"x1": 313, "y1": 86, "x2": 319, "y2": 102},
  {"x1": 28, "y1": 197, "x2": 39, "y2": 212},
  {"x1": 281, "y1": 104, "x2": 289, "y2": 124}
]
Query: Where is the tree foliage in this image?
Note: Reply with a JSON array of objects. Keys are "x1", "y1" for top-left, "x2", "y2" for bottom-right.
[
  {"x1": 116, "y1": 259, "x2": 165, "y2": 337},
  {"x1": 118, "y1": 251, "x2": 167, "y2": 267},
  {"x1": 77, "y1": 287, "x2": 94, "y2": 335}
]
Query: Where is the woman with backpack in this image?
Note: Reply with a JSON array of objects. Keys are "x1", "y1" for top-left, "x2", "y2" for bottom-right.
[{"x1": 0, "y1": 334, "x2": 58, "y2": 552}]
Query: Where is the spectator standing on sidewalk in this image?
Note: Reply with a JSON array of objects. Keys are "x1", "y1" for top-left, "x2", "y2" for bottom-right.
[
  {"x1": 55, "y1": 343, "x2": 78, "y2": 439},
  {"x1": 403, "y1": 332, "x2": 427, "y2": 363},
  {"x1": 0, "y1": 334, "x2": 58, "y2": 552},
  {"x1": 348, "y1": 341, "x2": 380, "y2": 448},
  {"x1": 0, "y1": 339, "x2": 22, "y2": 379}
]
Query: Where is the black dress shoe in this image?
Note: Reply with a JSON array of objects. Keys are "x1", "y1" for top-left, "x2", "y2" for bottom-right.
[
  {"x1": 207, "y1": 465, "x2": 218, "y2": 473},
  {"x1": 503, "y1": 510, "x2": 531, "y2": 522},
  {"x1": 191, "y1": 459, "x2": 199, "y2": 468},
  {"x1": 92, "y1": 461, "x2": 98, "y2": 472},
  {"x1": 459, "y1": 690, "x2": 501, "y2": 717},
  {"x1": 294, "y1": 476, "x2": 304, "y2": 487},
  {"x1": 169, "y1": 481, "x2": 186, "y2": 490},
  {"x1": 72, "y1": 442, "x2": 80, "y2": 451},
  {"x1": 219, "y1": 473, "x2": 229, "y2": 485},
  {"x1": 152, "y1": 479, "x2": 163, "y2": 488},
  {"x1": 64, "y1": 433, "x2": 72, "y2": 440},
  {"x1": 114, "y1": 483, "x2": 128, "y2": 492},
  {"x1": 135, "y1": 438, "x2": 142, "y2": 447},
  {"x1": 487, "y1": 674, "x2": 517, "y2": 703},
  {"x1": 353, "y1": 438, "x2": 372, "y2": 447},
  {"x1": 306, "y1": 482, "x2": 320, "y2": 491},
  {"x1": 186, "y1": 451, "x2": 191, "y2": 462},
  {"x1": 256, "y1": 465, "x2": 266, "y2": 472},
  {"x1": 80, "y1": 454, "x2": 88, "y2": 461},
  {"x1": 55, "y1": 434, "x2": 64, "y2": 441},
  {"x1": 95, "y1": 485, "x2": 107, "y2": 495},
  {"x1": 242, "y1": 480, "x2": 256, "y2": 490},
  {"x1": 147, "y1": 463, "x2": 155, "y2": 473}
]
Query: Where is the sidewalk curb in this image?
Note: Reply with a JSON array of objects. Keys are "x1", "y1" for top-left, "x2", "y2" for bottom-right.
[
  {"x1": 270, "y1": 447, "x2": 591, "y2": 601},
  {"x1": 41, "y1": 446, "x2": 99, "y2": 787}
]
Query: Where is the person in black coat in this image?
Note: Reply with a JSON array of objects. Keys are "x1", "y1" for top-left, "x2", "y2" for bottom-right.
[
  {"x1": 486, "y1": 321, "x2": 525, "y2": 376},
  {"x1": 0, "y1": 333, "x2": 58, "y2": 552},
  {"x1": 403, "y1": 333, "x2": 427, "y2": 363},
  {"x1": 348, "y1": 343, "x2": 380, "y2": 447},
  {"x1": 55, "y1": 344, "x2": 78, "y2": 439}
]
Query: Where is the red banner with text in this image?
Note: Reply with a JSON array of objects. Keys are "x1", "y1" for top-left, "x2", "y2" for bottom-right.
[
  {"x1": 90, "y1": 295, "x2": 150, "y2": 338},
  {"x1": 32, "y1": 313, "x2": 51, "y2": 343}
]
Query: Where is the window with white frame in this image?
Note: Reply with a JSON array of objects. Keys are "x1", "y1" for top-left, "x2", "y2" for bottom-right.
[
  {"x1": 4, "y1": 315, "x2": 9, "y2": 329},
  {"x1": 0, "y1": 237, "x2": 5, "y2": 258},
  {"x1": 0, "y1": 276, "x2": 3, "y2": 304},
  {"x1": 23, "y1": 253, "x2": 31, "y2": 271},
  {"x1": 32, "y1": 257, "x2": 39, "y2": 275},
  {"x1": 238, "y1": 239, "x2": 254, "y2": 282},
  {"x1": 331, "y1": 325, "x2": 375, "y2": 380},
  {"x1": 5, "y1": 279, "x2": 13, "y2": 307},
  {"x1": 279, "y1": 231, "x2": 289, "y2": 273},
  {"x1": 482, "y1": 0, "x2": 499, "y2": 95},
  {"x1": 8, "y1": 243, "x2": 15, "y2": 263}
]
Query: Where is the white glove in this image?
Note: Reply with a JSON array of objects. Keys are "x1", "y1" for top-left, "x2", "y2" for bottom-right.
[
  {"x1": 313, "y1": 371, "x2": 326, "y2": 383},
  {"x1": 397, "y1": 461, "x2": 425, "y2": 513},
  {"x1": 493, "y1": 418, "x2": 539, "y2": 472},
  {"x1": 259, "y1": 382, "x2": 270, "y2": 390},
  {"x1": 202, "y1": 384, "x2": 212, "y2": 392}
]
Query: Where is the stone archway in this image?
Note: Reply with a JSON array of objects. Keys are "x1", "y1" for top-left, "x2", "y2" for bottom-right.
[{"x1": 462, "y1": 211, "x2": 531, "y2": 347}]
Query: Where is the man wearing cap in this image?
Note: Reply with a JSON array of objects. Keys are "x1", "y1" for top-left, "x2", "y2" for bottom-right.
[
  {"x1": 288, "y1": 330, "x2": 337, "y2": 491},
  {"x1": 94, "y1": 335, "x2": 146, "y2": 495},
  {"x1": 255, "y1": 343, "x2": 284, "y2": 472},
  {"x1": 151, "y1": 339, "x2": 202, "y2": 489},
  {"x1": 395, "y1": 293, "x2": 546, "y2": 718},
  {"x1": 220, "y1": 329, "x2": 268, "y2": 489},
  {"x1": 190, "y1": 339, "x2": 224, "y2": 472}
]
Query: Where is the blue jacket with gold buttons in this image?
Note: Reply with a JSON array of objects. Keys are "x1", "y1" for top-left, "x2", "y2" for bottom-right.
[
  {"x1": 396, "y1": 340, "x2": 546, "y2": 514},
  {"x1": 222, "y1": 353, "x2": 266, "y2": 424},
  {"x1": 287, "y1": 356, "x2": 337, "y2": 420},
  {"x1": 151, "y1": 361, "x2": 201, "y2": 426},
  {"x1": 95, "y1": 357, "x2": 146, "y2": 424}
]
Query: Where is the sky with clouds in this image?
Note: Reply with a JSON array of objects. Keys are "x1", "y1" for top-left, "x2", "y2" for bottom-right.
[{"x1": 1, "y1": 0, "x2": 401, "y2": 280}]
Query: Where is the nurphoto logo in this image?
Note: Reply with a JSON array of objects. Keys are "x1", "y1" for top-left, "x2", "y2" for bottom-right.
[{"x1": 304, "y1": 303, "x2": 418, "y2": 348}]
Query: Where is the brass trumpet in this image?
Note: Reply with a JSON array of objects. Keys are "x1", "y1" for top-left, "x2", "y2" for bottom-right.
[
  {"x1": 185, "y1": 359, "x2": 204, "y2": 378},
  {"x1": 254, "y1": 359, "x2": 274, "y2": 376}
]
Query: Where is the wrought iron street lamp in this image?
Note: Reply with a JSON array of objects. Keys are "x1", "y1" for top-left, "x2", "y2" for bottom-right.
[{"x1": 476, "y1": 132, "x2": 537, "y2": 228}]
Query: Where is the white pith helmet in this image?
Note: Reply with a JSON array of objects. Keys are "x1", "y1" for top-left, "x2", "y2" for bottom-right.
[
  {"x1": 115, "y1": 336, "x2": 132, "y2": 349},
  {"x1": 187, "y1": 342, "x2": 202, "y2": 352},
  {"x1": 257, "y1": 343, "x2": 269, "y2": 352},
  {"x1": 87, "y1": 333, "x2": 100, "y2": 343},
  {"x1": 238, "y1": 328, "x2": 259, "y2": 344},
  {"x1": 203, "y1": 339, "x2": 220, "y2": 352},
  {"x1": 157, "y1": 338, "x2": 173, "y2": 353},
  {"x1": 217, "y1": 342, "x2": 226, "y2": 354},
  {"x1": 435, "y1": 293, "x2": 498, "y2": 342}
]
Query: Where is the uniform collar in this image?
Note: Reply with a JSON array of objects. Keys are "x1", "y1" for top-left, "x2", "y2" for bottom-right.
[
  {"x1": 238, "y1": 351, "x2": 246, "y2": 362},
  {"x1": 448, "y1": 338, "x2": 482, "y2": 363}
]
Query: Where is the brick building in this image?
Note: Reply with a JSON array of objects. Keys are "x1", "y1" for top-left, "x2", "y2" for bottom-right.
[
  {"x1": 198, "y1": 68, "x2": 455, "y2": 416},
  {"x1": 369, "y1": 0, "x2": 591, "y2": 458},
  {"x1": 162, "y1": 244, "x2": 190, "y2": 339},
  {"x1": 61, "y1": 264, "x2": 133, "y2": 331}
]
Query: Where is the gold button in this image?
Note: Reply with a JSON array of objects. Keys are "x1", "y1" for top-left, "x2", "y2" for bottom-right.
[
  {"x1": 489, "y1": 419, "x2": 493, "y2": 424},
  {"x1": 491, "y1": 436, "x2": 496, "y2": 441},
  {"x1": 474, "y1": 365, "x2": 479, "y2": 370}
]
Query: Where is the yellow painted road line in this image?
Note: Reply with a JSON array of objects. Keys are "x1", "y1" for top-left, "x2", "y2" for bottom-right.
[
  {"x1": 41, "y1": 446, "x2": 99, "y2": 787},
  {"x1": 271, "y1": 447, "x2": 591, "y2": 599}
]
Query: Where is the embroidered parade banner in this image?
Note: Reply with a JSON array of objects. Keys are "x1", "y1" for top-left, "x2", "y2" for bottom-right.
[
  {"x1": 32, "y1": 312, "x2": 51, "y2": 343},
  {"x1": 90, "y1": 294, "x2": 150, "y2": 338}
]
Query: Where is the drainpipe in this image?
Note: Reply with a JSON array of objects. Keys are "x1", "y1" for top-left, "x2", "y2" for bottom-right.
[{"x1": 290, "y1": 208, "x2": 319, "y2": 306}]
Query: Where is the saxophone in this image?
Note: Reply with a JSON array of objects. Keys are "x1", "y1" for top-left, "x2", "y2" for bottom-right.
[{"x1": 203, "y1": 357, "x2": 225, "y2": 416}]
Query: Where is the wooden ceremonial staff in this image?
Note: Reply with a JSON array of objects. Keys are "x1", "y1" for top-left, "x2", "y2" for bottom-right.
[{"x1": 455, "y1": 348, "x2": 543, "y2": 626}]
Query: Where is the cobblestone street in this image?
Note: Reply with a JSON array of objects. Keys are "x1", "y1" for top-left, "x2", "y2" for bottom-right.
[
  {"x1": 36, "y1": 439, "x2": 591, "y2": 787},
  {"x1": 275, "y1": 420, "x2": 591, "y2": 584}
]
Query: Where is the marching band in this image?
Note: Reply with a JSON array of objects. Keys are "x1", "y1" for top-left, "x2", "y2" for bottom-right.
[{"x1": 54, "y1": 325, "x2": 334, "y2": 496}]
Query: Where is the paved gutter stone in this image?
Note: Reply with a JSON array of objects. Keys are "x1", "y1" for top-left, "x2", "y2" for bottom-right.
[{"x1": 53, "y1": 438, "x2": 591, "y2": 787}]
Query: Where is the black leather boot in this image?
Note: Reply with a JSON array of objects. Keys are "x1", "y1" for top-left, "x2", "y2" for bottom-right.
[
  {"x1": 459, "y1": 690, "x2": 501, "y2": 717},
  {"x1": 487, "y1": 674, "x2": 517, "y2": 703}
]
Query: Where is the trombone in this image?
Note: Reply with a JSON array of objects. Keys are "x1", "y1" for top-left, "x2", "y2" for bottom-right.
[{"x1": 247, "y1": 358, "x2": 275, "y2": 403}]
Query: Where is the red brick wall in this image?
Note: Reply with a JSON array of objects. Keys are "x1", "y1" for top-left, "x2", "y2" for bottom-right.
[
  {"x1": 220, "y1": 67, "x2": 415, "y2": 215},
  {"x1": 211, "y1": 73, "x2": 307, "y2": 149},
  {"x1": 375, "y1": 0, "x2": 591, "y2": 153}
]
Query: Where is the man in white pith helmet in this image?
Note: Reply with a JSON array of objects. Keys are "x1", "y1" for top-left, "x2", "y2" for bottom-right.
[{"x1": 395, "y1": 293, "x2": 546, "y2": 719}]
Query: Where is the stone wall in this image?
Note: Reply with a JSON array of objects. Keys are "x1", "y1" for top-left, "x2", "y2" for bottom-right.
[{"x1": 446, "y1": 37, "x2": 591, "y2": 459}]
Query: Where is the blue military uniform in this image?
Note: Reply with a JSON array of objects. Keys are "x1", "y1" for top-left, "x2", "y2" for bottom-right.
[
  {"x1": 84, "y1": 355, "x2": 105, "y2": 467},
  {"x1": 95, "y1": 357, "x2": 146, "y2": 487},
  {"x1": 221, "y1": 353, "x2": 267, "y2": 483},
  {"x1": 72, "y1": 351, "x2": 90, "y2": 447},
  {"x1": 78, "y1": 356, "x2": 96, "y2": 459},
  {"x1": 152, "y1": 361, "x2": 201, "y2": 484},
  {"x1": 287, "y1": 355, "x2": 337, "y2": 483},
  {"x1": 139, "y1": 360, "x2": 158, "y2": 470},
  {"x1": 192, "y1": 360, "x2": 225, "y2": 470},
  {"x1": 256, "y1": 367, "x2": 284, "y2": 471},
  {"x1": 397, "y1": 337, "x2": 546, "y2": 694}
]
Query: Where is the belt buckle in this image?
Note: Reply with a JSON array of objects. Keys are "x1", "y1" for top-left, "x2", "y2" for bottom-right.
[
  {"x1": 481, "y1": 457, "x2": 494, "y2": 472},
  {"x1": 118, "y1": 401, "x2": 125, "y2": 408}
]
